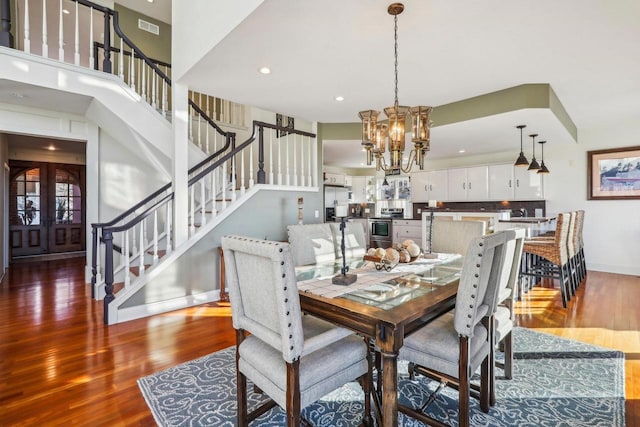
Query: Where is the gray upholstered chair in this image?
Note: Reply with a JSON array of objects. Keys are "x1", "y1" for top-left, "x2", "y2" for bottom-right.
[
  {"x1": 399, "y1": 230, "x2": 516, "y2": 427},
  {"x1": 430, "y1": 219, "x2": 487, "y2": 256},
  {"x1": 287, "y1": 223, "x2": 337, "y2": 266},
  {"x1": 221, "y1": 235, "x2": 372, "y2": 426}
]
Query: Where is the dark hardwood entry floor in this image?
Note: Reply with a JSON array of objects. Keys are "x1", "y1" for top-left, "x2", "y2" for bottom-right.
[{"x1": 0, "y1": 258, "x2": 637, "y2": 425}]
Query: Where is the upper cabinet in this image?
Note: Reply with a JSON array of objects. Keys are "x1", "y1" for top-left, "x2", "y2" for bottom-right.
[
  {"x1": 513, "y1": 166, "x2": 544, "y2": 200},
  {"x1": 350, "y1": 176, "x2": 372, "y2": 203},
  {"x1": 323, "y1": 172, "x2": 346, "y2": 186},
  {"x1": 411, "y1": 170, "x2": 448, "y2": 202},
  {"x1": 488, "y1": 163, "x2": 544, "y2": 200},
  {"x1": 447, "y1": 166, "x2": 489, "y2": 201}
]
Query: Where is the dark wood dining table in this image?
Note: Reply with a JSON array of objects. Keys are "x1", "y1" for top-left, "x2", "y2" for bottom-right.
[{"x1": 296, "y1": 257, "x2": 461, "y2": 427}]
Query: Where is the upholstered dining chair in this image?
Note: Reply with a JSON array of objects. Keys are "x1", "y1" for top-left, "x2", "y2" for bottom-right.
[
  {"x1": 399, "y1": 230, "x2": 516, "y2": 427},
  {"x1": 287, "y1": 223, "x2": 337, "y2": 266},
  {"x1": 430, "y1": 219, "x2": 487, "y2": 256},
  {"x1": 329, "y1": 221, "x2": 367, "y2": 260},
  {"x1": 221, "y1": 235, "x2": 372, "y2": 426}
]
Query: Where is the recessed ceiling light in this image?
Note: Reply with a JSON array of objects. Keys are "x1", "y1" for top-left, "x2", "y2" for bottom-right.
[
  {"x1": 62, "y1": 9, "x2": 70, "y2": 14},
  {"x1": 335, "y1": 96, "x2": 344, "y2": 102},
  {"x1": 48, "y1": 145, "x2": 56, "y2": 151},
  {"x1": 458, "y1": 149, "x2": 466, "y2": 154},
  {"x1": 147, "y1": 0, "x2": 154, "y2": 3},
  {"x1": 258, "y1": 66, "x2": 271, "y2": 75}
]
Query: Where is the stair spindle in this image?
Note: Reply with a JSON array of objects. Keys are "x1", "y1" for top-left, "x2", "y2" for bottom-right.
[
  {"x1": 74, "y1": 1, "x2": 79, "y2": 65},
  {"x1": 23, "y1": 0, "x2": 30, "y2": 53},
  {"x1": 221, "y1": 161, "x2": 227, "y2": 210},
  {"x1": 165, "y1": 201, "x2": 172, "y2": 255},
  {"x1": 141, "y1": 60, "x2": 146, "y2": 100},
  {"x1": 200, "y1": 180, "x2": 206, "y2": 226},
  {"x1": 293, "y1": 133, "x2": 297, "y2": 186},
  {"x1": 249, "y1": 139, "x2": 254, "y2": 188},
  {"x1": 240, "y1": 150, "x2": 245, "y2": 196},
  {"x1": 307, "y1": 135, "x2": 312, "y2": 187},
  {"x1": 286, "y1": 133, "x2": 290, "y2": 186},
  {"x1": 138, "y1": 222, "x2": 145, "y2": 276},
  {"x1": 41, "y1": 0, "x2": 48, "y2": 58},
  {"x1": 269, "y1": 128, "x2": 274, "y2": 184},
  {"x1": 277, "y1": 129, "x2": 282, "y2": 185},
  {"x1": 58, "y1": 0, "x2": 63, "y2": 61},
  {"x1": 124, "y1": 229, "x2": 131, "y2": 287},
  {"x1": 152, "y1": 70, "x2": 157, "y2": 108},
  {"x1": 189, "y1": 184, "x2": 195, "y2": 235},
  {"x1": 152, "y1": 211, "x2": 159, "y2": 265},
  {"x1": 88, "y1": 7, "x2": 93, "y2": 67},
  {"x1": 300, "y1": 134, "x2": 305, "y2": 187},
  {"x1": 210, "y1": 170, "x2": 216, "y2": 217}
]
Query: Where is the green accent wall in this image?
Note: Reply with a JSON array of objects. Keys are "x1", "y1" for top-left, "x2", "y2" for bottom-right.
[
  {"x1": 114, "y1": 4, "x2": 171, "y2": 65},
  {"x1": 319, "y1": 84, "x2": 578, "y2": 143}
]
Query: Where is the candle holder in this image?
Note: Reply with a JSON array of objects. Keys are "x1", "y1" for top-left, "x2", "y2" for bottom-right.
[{"x1": 332, "y1": 216, "x2": 357, "y2": 286}]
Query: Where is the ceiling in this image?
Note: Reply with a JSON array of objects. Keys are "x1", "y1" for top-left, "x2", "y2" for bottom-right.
[{"x1": 180, "y1": 0, "x2": 640, "y2": 168}]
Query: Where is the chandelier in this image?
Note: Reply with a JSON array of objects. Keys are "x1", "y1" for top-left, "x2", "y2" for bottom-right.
[{"x1": 359, "y1": 3, "x2": 432, "y2": 173}]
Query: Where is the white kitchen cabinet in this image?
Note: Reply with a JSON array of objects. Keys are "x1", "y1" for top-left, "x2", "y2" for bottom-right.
[
  {"x1": 323, "y1": 172, "x2": 345, "y2": 186},
  {"x1": 447, "y1": 166, "x2": 489, "y2": 201},
  {"x1": 350, "y1": 176, "x2": 371, "y2": 203},
  {"x1": 344, "y1": 175, "x2": 353, "y2": 187},
  {"x1": 324, "y1": 186, "x2": 349, "y2": 208},
  {"x1": 410, "y1": 170, "x2": 448, "y2": 202},
  {"x1": 392, "y1": 219, "x2": 422, "y2": 247},
  {"x1": 513, "y1": 166, "x2": 544, "y2": 200},
  {"x1": 488, "y1": 163, "x2": 515, "y2": 200}
]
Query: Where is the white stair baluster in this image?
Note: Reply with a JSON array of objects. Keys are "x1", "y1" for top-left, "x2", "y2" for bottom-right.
[
  {"x1": 88, "y1": 8, "x2": 93, "y2": 68},
  {"x1": 205, "y1": 121, "x2": 210, "y2": 154},
  {"x1": 240, "y1": 149, "x2": 245, "y2": 196},
  {"x1": 58, "y1": 0, "x2": 64, "y2": 61},
  {"x1": 124, "y1": 230, "x2": 130, "y2": 287},
  {"x1": 221, "y1": 161, "x2": 227, "y2": 210},
  {"x1": 307, "y1": 135, "x2": 312, "y2": 187},
  {"x1": 152, "y1": 69, "x2": 157, "y2": 108},
  {"x1": 23, "y1": 0, "x2": 30, "y2": 53},
  {"x1": 138, "y1": 222, "x2": 145, "y2": 276},
  {"x1": 118, "y1": 38, "x2": 124, "y2": 79},
  {"x1": 41, "y1": 0, "x2": 48, "y2": 58},
  {"x1": 163, "y1": 66, "x2": 169, "y2": 113},
  {"x1": 130, "y1": 49, "x2": 135, "y2": 89},
  {"x1": 131, "y1": 215, "x2": 137, "y2": 255},
  {"x1": 249, "y1": 140, "x2": 254, "y2": 188},
  {"x1": 300, "y1": 134, "x2": 305, "y2": 187},
  {"x1": 277, "y1": 129, "x2": 282, "y2": 185},
  {"x1": 189, "y1": 184, "x2": 195, "y2": 234},
  {"x1": 73, "y1": 2, "x2": 79, "y2": 65},
  {"x1": 165, "y1": 201, "x2": 172, "y2": 255},
  {"x1": 286, "y1": 133, "x2": 290, "y2": 186},
  {"x1": 141, "y1": 61, "x2": 146, "y2": 101},
  {"x1": 269, "y1": 128, "x2": 274, "y2": 184},
  {"x1": 200, "y1": 179, "x2": 207, "y2": 226},
  {"x1": 231, "y1": 155, "x2": 236, "y2": 201},
  {"x1": 210, "y1": 170, "x2": 216, "y2": 217},
  {"x1": 152, "y1": 211, "x2": 159, "y2": 265},
  {"x1": 293, "y1": 134, "x2": 297, "y2": 186}
]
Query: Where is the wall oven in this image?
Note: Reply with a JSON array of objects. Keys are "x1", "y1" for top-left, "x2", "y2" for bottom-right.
[{"x1": 369, "y1": 218, "x2": 392, "y2": 248}]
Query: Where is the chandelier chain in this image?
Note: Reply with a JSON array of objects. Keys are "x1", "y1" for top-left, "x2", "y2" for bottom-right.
[{"x1": 394, "y1": 13, "x2": 399, "y2": 106}]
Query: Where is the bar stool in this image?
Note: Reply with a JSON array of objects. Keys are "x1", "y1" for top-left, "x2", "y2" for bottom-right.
[{"x1": 521, "y1": 212, "x2": 572, "y2": 308}]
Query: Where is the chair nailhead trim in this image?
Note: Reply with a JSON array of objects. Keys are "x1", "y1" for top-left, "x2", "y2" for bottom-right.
[
  {"x1": 279, "y1": 248, "x2": 283, "y2": 252},
  {"x1": 281, "y1": 261, "x2": 284, "y2": 265},
  {"x1": 282, "y1": 274, "x2": 286, "y2": 278},
  {"x1": 285, "y1": 298, "x2": 288, "y2": 303}
]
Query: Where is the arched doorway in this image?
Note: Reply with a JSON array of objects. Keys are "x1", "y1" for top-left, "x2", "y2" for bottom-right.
[{"x1": 9, "y1": 161, "x2": 85, "y2": 258}]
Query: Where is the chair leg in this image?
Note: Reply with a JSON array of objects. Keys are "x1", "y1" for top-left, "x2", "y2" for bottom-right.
[
  {"x1": 486, "y1": 316, "x2": 496, "y2": 407},
  {"x1": 559, "y1": 264, "x2": 568, "y2": 308},
  {"x1": 361, "y1": 339, "x2": 373, "y2": 426},
  {"x1": 286, "y1": 360, "x2": 301, "y2": 427},
  {"x1": 459, "y1": 337, "x2": 471, "y2": 427},
  {"x1": 236, "y1": 330, "x2": 248, "y2": 427},
  {"x1": 504, "y1": 330, "x2": 513, "y2": 380}
]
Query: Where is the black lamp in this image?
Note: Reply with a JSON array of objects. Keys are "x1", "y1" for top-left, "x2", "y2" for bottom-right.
[
  {"x1": 528, "y1": 133, "x2": 541, "y2": 171},
  {"x1": 514, "y1": 125, "x2": 529, "y2": 167},
  {"x1": 537, "y1": 140, "x2": 550, "y2": 174}
]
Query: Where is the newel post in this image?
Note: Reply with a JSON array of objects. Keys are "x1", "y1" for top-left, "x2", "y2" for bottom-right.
[
  {"x1": 0, "y1": 0, "x2": 14, "y2": 48},
  {"x1": 102, "y1": 12, "x2": 112, "y2": 73},
  {"x1": 103, "y1": 229, "x2": 115, "y2": 324},
  {"x1": 257, "y1": 125, "x2": 266, "y2": 184},
  {"x1": 91, "y1": 225, "x2": 98, "y2": 299}
]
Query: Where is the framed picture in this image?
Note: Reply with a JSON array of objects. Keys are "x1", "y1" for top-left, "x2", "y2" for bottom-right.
[
  {"x1": 587, "y1": 146, "x2": 640, "y2": 200},
  {"x1": 276, "y1": 113, "x2": 295, "y2": 137}
]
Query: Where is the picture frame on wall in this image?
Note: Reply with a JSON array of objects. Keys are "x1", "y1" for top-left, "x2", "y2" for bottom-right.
[
  {"x1": 276, "y1": 113, "x2": 295, "y2": 137},
  {"x1": 587, "y1": 146, "x2": 640, "y2": 200}
]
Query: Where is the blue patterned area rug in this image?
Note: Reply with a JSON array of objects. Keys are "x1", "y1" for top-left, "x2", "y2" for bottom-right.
[{"x1": 138, "y1": 327, "x2": 625, "y2": 426}]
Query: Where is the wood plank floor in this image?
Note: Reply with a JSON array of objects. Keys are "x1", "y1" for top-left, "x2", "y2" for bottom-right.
[{"x1": 0, "y1": 258, "x2": 637, "y2": 425}]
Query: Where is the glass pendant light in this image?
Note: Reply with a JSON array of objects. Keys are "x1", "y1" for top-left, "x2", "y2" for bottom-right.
[
  {"x1": 514, "y1": 125, "x2": 529, "y2": 167},
  {"x1": 527, "y1": 133, "x2": 541, "y2": 171}
]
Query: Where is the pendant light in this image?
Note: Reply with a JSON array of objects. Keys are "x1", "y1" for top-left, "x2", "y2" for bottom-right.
[
  {"x1": 537, "y1": 140, "x2": 550, "y2": 174},
  {"x1": 527, "y1": 133, "x2": 540, "y2": 171},
  {"x1": 514, "y1": 125, "x2": 529, "y2": 167}
]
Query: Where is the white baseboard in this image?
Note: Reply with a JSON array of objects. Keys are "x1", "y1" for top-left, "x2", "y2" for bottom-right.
[
  {"x1": 587, "y1": 263, "x2": 640, "y2": 277},
  {"x1": 111, "y1": 290, "x2": 220, "y2": 324}
]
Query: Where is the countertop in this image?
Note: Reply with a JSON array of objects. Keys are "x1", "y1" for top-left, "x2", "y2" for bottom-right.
[{"x1": 499, "y1": 217, "x2": 556, "y2": 223}]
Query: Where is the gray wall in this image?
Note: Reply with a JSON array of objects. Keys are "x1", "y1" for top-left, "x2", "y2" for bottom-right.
[
  {"x1": 121, "y1": 187, "x2": 323, "y2": 307},
  {"x1": 115, "y1": 4, "x2": 172, "y2": 65}
]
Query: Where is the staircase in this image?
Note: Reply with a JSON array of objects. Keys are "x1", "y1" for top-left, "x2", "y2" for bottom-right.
[{"x1": 1, "y1": 0, "x2": 320, "y2": 324}]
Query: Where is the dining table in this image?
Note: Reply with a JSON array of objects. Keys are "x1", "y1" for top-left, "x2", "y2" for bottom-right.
[{"x1": 296, "y1": 253, "x2": 464, "y2": 427}]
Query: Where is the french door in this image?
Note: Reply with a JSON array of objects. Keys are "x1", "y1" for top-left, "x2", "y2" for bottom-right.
[{"x1": 9, "y1": 161, "x2": 86, "y2": 258}]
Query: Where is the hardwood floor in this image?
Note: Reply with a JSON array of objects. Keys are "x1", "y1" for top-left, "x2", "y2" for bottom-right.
[{"x1": 0, "y1": 258, "x2": 637, "y2": 425}]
